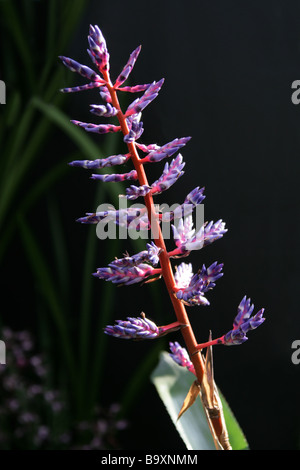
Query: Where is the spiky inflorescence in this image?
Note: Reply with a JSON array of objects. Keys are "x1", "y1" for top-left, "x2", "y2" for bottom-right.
[
  {"x1": 104, "y1": 315, "x2": 159, "y2": 340},
  {"x1": 174, "y1": 261, "x2": 224, "y2": 306},
  {"x1": 222, "y1": 296, "x2": 265, "y2": 346},
  {"x1": 109, "y1": 242, "x2": 161, "y2": 268},
  {"x1": 104, "y1": 314, "x2": 183, "y2": 340},
  {"x1": 60, "y1": 25, "x2": 265, "y2": 400},
  {"x1": 194, "y1": 296, "x2": 266, "y2": 350},
  {"x1": 93, "y1": 263, "x2": 161, "y2": 286},
  {"x1": 171, "y1": 216, "x2": 227, "y2": 254}
]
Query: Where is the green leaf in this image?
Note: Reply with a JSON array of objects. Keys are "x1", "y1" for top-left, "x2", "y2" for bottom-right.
[
  {"x1": 218, "y1": 388, "x2": 249, "y2": 451},
  {"x1": 120, "y1": 341, "x2": 163, "y2": 416},
  {"x1": 18, "y1": 216, "x2": 77, "y2": 391},
  {"x1": 0, "y1": 0, "x2": 35, "y2": 89},
  {"x1": 151, "y1": 352, "x2": 248, "y2": 450},
  {"x1": 0, "y1": 157, "x2": 69, "y2": 263},
  {"x1": 31, "y1": 97, "x2": 99, "y2": 159}
]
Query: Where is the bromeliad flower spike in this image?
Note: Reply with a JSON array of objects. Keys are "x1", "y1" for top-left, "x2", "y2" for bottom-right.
[{"x1": 60, "y1": 25, "x2": 265, "y2": 450}]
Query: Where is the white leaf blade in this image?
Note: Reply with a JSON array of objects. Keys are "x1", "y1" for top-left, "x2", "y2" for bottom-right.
[{"x1": 150, "y1": 352, "x2": 216, "y2": 450}]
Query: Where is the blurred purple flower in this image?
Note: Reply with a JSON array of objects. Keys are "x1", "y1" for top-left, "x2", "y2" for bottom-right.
[{"x1": 0, "y1": 327, "x2": 127, "y2": 450}]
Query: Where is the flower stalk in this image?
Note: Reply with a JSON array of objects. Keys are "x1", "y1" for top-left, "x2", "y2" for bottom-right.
[
  {"x1": 102, "y1": 72, "x2": 214, "y2": 424},
  {"x1": 60, "y1": 25, "x2": 265, "y2": 450}
]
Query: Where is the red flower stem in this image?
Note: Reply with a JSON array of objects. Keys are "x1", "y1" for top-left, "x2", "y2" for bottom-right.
[
  {"x1": 194, "y1": 337, "x2": 223, "y2": 350},
  {"x1": 159, "y1": 320, "x2": 186, "y2": 331},
  {"x1": 167, "y1": 248, "x2": 182, "y2": 257},
  {"x1": 102, "y1": 72, "x2": 224, "y2": 442}
]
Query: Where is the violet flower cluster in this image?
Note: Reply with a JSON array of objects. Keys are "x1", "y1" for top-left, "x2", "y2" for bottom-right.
[
  {"x1": 60, "y1": 25, "x2": 265, "y2": 380},
  {"x1": 0, "y1": 328, "x2": 126, "y2": 450}
]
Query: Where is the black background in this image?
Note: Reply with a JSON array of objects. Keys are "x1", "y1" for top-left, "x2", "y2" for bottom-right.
[{"x1": 3, "y1": 0, "x2": 300, "y2": 451}]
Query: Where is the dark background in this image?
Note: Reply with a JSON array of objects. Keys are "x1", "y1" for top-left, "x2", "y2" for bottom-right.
[{"x1": 2, "y1": 0, "x2": 300, "y2": 451}]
